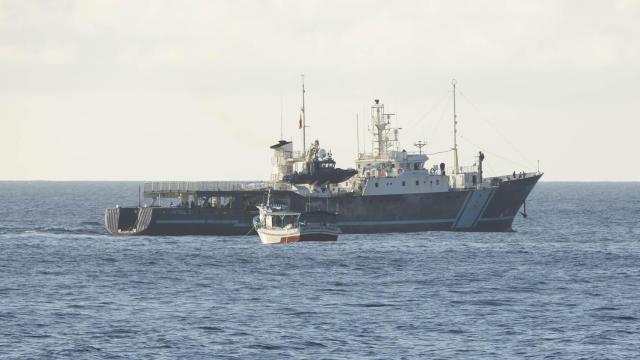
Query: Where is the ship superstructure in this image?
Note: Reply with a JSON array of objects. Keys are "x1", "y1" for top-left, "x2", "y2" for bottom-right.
[
  {"x1": 274, "y1": 83, "x2": 489, "y2": 198},
  {"x1": 342, "y1": 98, "x2": 457, "y2": 197}
]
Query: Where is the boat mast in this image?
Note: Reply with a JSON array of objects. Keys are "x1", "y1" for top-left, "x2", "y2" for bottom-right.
[{"x1": 452, "y1": 79, "x2": 459, "y2": 174}]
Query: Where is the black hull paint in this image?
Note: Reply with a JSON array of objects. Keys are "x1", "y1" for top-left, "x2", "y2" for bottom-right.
[{"x1": 105, "y1": 174, "x2": 541, "y2": 236}]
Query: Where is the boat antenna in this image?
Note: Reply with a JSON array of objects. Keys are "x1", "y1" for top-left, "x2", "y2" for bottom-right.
[
  {"x1": 452, "y1": 79, "x2": 459, "y2": 174},
  {"x1": 414, "y1": 140, "x2": 427, "y2": 155},
  {"x1": 301, "y1": 74, "x2": 306, "y2": 153}
]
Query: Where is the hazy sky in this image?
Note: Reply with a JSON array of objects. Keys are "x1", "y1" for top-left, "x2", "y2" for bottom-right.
[{"x1": 1, "y1": 0, "x2": 638, "y2": 181}]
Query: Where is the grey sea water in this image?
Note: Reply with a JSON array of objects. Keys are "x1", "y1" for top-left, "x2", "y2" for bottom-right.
[{"x1": 1, "y1": 182, "x2": 639, "y2": 359}]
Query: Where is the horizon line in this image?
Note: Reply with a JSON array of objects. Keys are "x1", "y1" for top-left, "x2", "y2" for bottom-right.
[{"x1": 1, "y1": 179, "x2": 639, "y2": 183}]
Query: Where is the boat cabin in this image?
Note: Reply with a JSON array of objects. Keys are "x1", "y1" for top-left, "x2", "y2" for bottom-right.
[{"x1": 265, "y1": 211, "x2": 300, "y2": 229}]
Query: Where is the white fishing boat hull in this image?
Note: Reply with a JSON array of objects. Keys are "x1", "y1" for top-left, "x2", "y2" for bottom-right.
[{"x1": 256, "y1": 226, "x2": 339, "y2": 244}]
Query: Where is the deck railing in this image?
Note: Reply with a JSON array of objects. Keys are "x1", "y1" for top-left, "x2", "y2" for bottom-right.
[{"x1": 143, "y1": 181, "x2": 271, "y2": 194}]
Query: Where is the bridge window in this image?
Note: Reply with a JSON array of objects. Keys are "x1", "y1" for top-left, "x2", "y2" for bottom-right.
[
  {"x1": 415, "y1": 180, "x2": 419, "y2": 186},
  {"x1": 402, "y1": 181, "x2": 405, "y2": 186},
  {"x1": 375, "y1": 182, "x2": 379, "y2": 188}
]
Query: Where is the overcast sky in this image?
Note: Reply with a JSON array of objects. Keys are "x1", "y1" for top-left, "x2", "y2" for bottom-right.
[{"x1": 1, "y1": 0, "x2": 638, "y2": 181}]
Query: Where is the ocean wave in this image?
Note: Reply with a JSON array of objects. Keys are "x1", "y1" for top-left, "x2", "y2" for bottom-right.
[{"x1": 0, "y1": 225, "x2": 107, "y2": 236}]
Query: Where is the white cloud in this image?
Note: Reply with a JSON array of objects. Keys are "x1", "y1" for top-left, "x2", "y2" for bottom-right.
[
  {"x1": 0, "y1": 45, "x2": 29, "y2": 64},
  {"x1": 0, "y1": 0, "x2": 639, "y2": 180}
]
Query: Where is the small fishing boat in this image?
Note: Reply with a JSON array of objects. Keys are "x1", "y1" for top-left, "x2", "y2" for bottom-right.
[{"x1": 253, "y1": 192, "x2": 340, "y2": 244}]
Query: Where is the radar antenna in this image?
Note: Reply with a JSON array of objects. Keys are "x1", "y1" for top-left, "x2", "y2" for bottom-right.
[{"x1": 414, "y1": 140, "x2": 427, "y2": 155}]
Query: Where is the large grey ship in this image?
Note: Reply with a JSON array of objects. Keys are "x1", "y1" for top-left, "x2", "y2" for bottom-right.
[{"x1": 105, "y1": 80, "x2": 542, "y2": 236}]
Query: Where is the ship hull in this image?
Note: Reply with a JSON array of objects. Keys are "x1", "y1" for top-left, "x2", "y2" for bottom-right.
[
  {"x1": 257, "y1": 229, "x2": 339, "y2": 244},
  {"x1": 105, "y1": 174, "x2": 541, "y2": 236}
]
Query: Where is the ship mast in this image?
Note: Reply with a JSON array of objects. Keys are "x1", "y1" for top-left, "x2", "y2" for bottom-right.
[
  {"x1": 374, "y1": 100, "x2": 385, "y2": 157},
  {"x1": 280, "y1": 95, "x2": 283, "y2": 140},
  {"x1": 356, "y1": 113, "x2": 360, "y2": 158},
  {"x1": 301, "y1": 74, "x2": 306, "y2": 153},
  {"x1": 452, "y1": 79, "x2": 459, "y2": 174}
]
